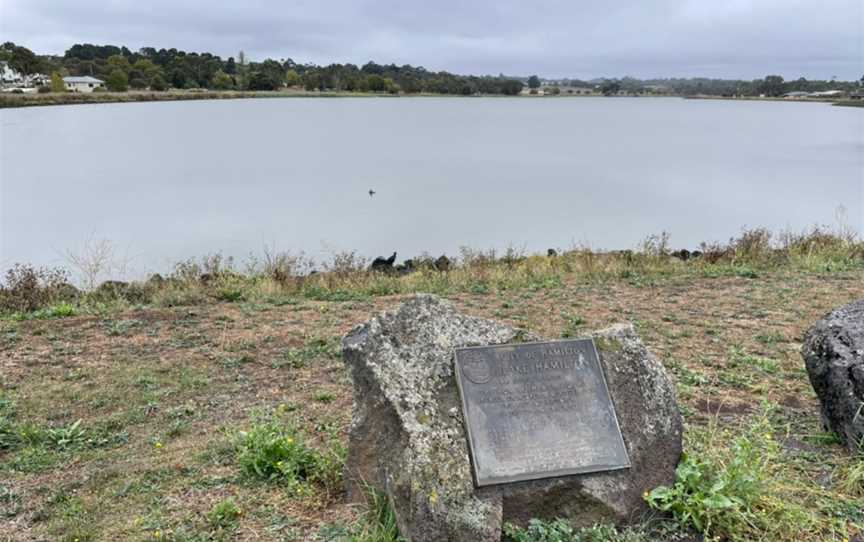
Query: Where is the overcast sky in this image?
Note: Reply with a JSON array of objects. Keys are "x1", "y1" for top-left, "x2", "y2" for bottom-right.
[{"x1": 2, "y1": 0, "x2": 862, "y2": 80}]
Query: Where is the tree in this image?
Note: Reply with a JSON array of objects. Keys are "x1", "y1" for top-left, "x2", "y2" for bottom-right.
[
  {"x1": 50, "y1": 72, "x2": 65, "y2": 93},
  {"x1": 247, "y1": 70, "x2": 278, "y2": 90},
  {"x1": 225, "y1": 57, "x2": 236, "y2": 75},
  {"x1": 547, "y1": 86, "x2": 561, "y2": 95},
  {"x1": 150, "y1": 74, "x2": 168, "y2": 91},
  {"x1": 256, "y1": 59, "x2": 285, "y2": 88},
  {"x1": 758, "y1": 75, "x2": 785, "y2": 97},
  {"x1": 105, "y1": 69, "x2": 128, "y2": 92},
  {"x1": 600, "y1": 80, "x2": 621, "y2": 96},
  {"x1": 1, "y1": 42, "x2": 44, "y2": 74},
  {"x1": 210, "y1": 70, "x2": 234, "y2": 90},
  {"x1": 367, "y1": 74, "x2": 386, "y2": 92},
  {"x1": 285, "y1": 69, "x2": 301, "y2": 87},
  {"x1": 106, "y1": 54, "x2": 131, "y2": 74},
  {"x1": 528, "y1": 75, "x2": 541, "y2": 89},
  {"x1": 132, "y1": 58, "x2": 161, "y2": 86}
]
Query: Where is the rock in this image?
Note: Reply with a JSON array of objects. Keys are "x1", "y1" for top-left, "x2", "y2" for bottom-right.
[
  {"x1": 547, "y1": 248, "x2": 558, "y2": 257},
  {"x1": 341, "y1": 295, "x2": 682, "y2": 541},
  {"x1": 370, "y1": 252, "x2": 397, "y2": 273},
  {"x1": 671, "y1": 249, "x2": 691, "y2": 261},
  {"x1": 434, "y1": 255, "x2": 451, "y2": 271},
  {"x1": 802, "y1": 299, "x2": 864, "y2": 452}
]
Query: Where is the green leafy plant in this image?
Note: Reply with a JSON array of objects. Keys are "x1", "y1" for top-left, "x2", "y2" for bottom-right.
[
  {"x1": 207, "y1": 498, "x2": 241, "y2": 532},
  {"x1": 233, "y1": 412, "x2": 344, "y2": 494},
  {"x1": 503, "y1": 519, "x2": 650, "y2": 542},
  {"x1": 646, "y1": 414, "x2": 778, "y2": 540},
  {"x1": 44, "y1": 419, "x2": 88, "y2": 450}
]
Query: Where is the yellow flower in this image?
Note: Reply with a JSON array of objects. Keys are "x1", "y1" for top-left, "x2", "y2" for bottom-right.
[
  {"x1": 154, "y1": 442, "x2": 163, "y2": 449},
  {"x1": 153, "y1": 530, "x2": 161, "y2": 538},
  {"x1": 285, "y1": 437, "x2": 294, "y2": 444}
]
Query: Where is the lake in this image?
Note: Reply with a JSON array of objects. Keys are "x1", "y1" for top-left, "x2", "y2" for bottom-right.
[{"x1": 1, "y1": 97, "x2": 862, "y2": 278}]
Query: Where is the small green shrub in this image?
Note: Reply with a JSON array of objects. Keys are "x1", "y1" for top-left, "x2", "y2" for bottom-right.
[
  {"x1": 646, "y1": 413, "x2": 778, "y2": 540},
  {"x1": 207, "y1": 498, "x2": 241, "y2": 532},
  {"x1": 233, "y1": 413, "x2": 344, "y2": 494}
]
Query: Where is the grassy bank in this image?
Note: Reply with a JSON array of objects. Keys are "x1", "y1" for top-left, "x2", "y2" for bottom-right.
[
  {"x1": 2, "y1": 228, "x2": 863, "y2": 541},
  {"x1": 0, "y1": 89, "x2": 399, "y2": 109}
]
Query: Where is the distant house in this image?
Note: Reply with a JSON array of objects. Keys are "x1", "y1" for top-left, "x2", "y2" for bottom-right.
[
  {"x1": 0, "y1": 61, "x2": 23, "y2": 87},
  {"x1": 808, "y1": 90, "x2": 844, "y2": 98},
  {"x1": 850, "y1": 90, "x2": 864, "y2": 100},
  {"x1": 64, "y1": 76, "x2": 104, "y2": 93}
]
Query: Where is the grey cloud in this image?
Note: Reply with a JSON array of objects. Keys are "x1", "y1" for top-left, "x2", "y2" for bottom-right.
[{"x1": 1, "y1": 0, "x2": 861, "y2": 79}]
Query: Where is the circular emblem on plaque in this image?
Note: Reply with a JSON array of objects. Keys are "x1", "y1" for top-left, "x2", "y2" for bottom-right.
[{"x1": 461, "y1": 351, "x2": 492, "y2": 384}]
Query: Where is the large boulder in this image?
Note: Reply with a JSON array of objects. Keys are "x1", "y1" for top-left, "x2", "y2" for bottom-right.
[
  {"x1": 802, "y1": 299, "x2": 864, "y2": 453},
  {"x1": 341, "y1": 294, "x2": 682, "y2": 541}
]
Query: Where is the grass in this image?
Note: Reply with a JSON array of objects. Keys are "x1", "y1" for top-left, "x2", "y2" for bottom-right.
[
  {"x1": 1, "y1": 226, "x2": 863, "y2": 540},
  {"x1": 0, "y1": 88, "x2": 401, "y2": 109}
]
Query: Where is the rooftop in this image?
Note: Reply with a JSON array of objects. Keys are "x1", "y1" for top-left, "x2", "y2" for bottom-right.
[{"x1": 63, "y1": 76, "x2": 104, "y2": 84}]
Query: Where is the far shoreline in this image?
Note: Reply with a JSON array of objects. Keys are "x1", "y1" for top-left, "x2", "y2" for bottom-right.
[{"x1": 2, "y1": 88, "x2": 862, "y2": 109}]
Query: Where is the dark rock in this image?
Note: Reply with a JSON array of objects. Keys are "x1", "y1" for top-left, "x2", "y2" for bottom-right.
[
  {"x1": 434, "y1": 255, "x2": 451, "y2": 271},
  {"x1": 53, "y1": 282, "x2": 80, "y2": 302},
  {"x1": 802, "y1": 298, "x2": 864, "y2": 452},
  {"x1": 341, "y1": 295, "x2": 682, "y2": 541},
  {"x1": 547, "y1": 249, "x2": 558, "y2": 257},
  {"x1": 395, "y1": 259, "x2": 416, "y2": 276},
  {"x1": 371, "y1": 252, "x2": 397, "y2": 273}
]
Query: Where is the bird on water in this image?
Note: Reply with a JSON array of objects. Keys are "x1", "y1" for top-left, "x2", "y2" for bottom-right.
[{"x1": 368, "y1": 189, "x2": 376, "y2": 197}]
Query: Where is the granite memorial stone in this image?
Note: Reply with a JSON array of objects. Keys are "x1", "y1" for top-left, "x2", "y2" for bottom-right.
[{"x1": 341, "y1": 295, "x2": 682, "y2": 541}]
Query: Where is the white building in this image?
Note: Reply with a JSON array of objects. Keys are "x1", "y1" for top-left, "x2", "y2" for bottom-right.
[
  {"x1": 0, "y1": 61, "x2": 24, "y2": 87},
  {"x1": 64, "y1": 76, "x2": 104, "y2": 93}
]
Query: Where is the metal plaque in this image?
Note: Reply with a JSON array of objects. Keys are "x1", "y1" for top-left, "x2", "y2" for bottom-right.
[{"x1": 455, "y1": 339, "x2": 630, "y2": 486}]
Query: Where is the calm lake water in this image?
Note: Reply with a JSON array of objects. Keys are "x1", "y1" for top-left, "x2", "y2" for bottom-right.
[{"x1": 1, "y1": 97, "x2": 862, "y2": 277}]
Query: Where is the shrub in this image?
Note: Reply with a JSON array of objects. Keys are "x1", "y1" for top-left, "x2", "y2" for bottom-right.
[
  {"x1": 233, "y1": 413, "x2": 344, "y2": 494},
  {"x1": 0, "y1": 264, "x2": 71, "y2": 314},
  {"x1": 646, "y1": 411, "x2": 780, "y2": 540},
  {"x1": 207, "y1": 498, "x2": 241, "y2": 532}
]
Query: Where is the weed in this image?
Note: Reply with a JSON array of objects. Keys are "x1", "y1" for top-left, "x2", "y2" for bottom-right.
[
  {"x1": 207, "y1": 498, "x2": 242, "y2": 533},
  {"x1": 348, "y1": 489, "x2": 403, "y2": 541},
  {"x1": 503, "y1": 519, "x2": 653, "y2": 542},
  {"x1": 837, "y1": 458, "x2": 864, "y2": 497},
  {"x1": 314, "y1": 391, "x2": 336, "y2": 403},
  {"x1": 728, "y1": 346, "x2": 779, "y2": 375},
  {"x1": 9, "y1": 302, "x2": 77, "y2": 321},
  {"x1": 233, "y1": 412, "x2": 344, "y2": 495},
  {"x1": 560, "y1": 313, "x2": 585, "y2": 338},
  {"x1": 275, "y1": 336, "x2": 340, "y2": 369},
  {"x1": 647, "y1": 407, "x2": 824, "y2": 541}
]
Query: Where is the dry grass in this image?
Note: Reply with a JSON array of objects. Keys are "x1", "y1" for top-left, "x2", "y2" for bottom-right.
[
  {"x1": 1, "y1": 267, "x2": 862, "y2": 540},
  {"x1": 1, "y1": 228, "x2": 863, "y2": 540}
]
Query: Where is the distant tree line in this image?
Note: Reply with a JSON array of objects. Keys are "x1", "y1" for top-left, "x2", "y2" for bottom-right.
[
  {"x1": 2, "y1": 41, "x2": 861, "y2": 97},
  {"x1": 580, "y1": 75, "x2": 863, "y2": 97},
  {"x1": 1, "y1": 42, "x2": 524, "y2": 95}
]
